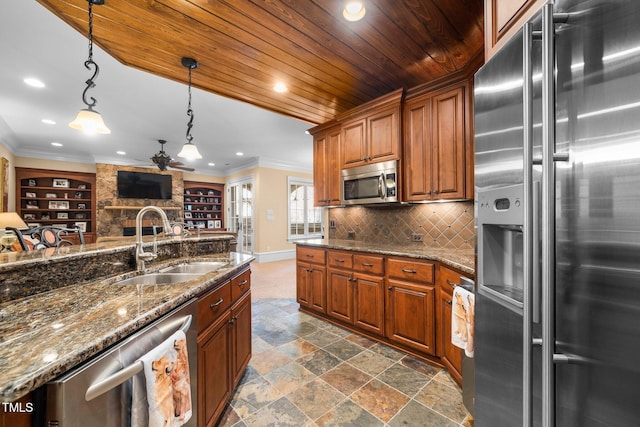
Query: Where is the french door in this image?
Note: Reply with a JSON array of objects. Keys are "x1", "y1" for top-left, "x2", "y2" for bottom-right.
[{"x1": 227, "y1": 177, "x2": 254, "y2": 255}]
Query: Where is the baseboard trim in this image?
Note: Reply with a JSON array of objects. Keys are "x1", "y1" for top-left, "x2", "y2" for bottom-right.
[{"x1": 253, "y1": 249, "x2": 296, "y2": 263}]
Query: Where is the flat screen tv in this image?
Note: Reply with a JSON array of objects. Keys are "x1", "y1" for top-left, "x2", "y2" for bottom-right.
[{"x1": 117, "y1": 171, "x2": 172, "y2": 200}]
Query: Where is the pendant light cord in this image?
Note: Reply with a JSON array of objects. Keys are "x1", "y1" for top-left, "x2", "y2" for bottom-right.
[
  {"x1": 82, "y1": 0, "x2": 100, "y2": 110},
  {"x1": 186, "y1": 65, "x2": 195, "y2": 143}
]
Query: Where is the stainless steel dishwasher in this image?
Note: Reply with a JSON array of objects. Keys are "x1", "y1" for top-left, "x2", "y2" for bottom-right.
[{"x1": 45, "y1": 299, "x2": 198, "y2": 427}]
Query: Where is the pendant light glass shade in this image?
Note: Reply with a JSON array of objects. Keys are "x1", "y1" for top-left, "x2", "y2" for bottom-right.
[
  {"x1": 69, "y1": 108, "x2": 111, "y2": 134},
  {"x1": 177, "y1": 142, "x2": 202, "y2": 160}
]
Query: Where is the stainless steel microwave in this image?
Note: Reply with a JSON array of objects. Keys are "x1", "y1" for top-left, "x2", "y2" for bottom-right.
[{"x1": 341, "y1": 160, "x2": 398, "y2": 205}]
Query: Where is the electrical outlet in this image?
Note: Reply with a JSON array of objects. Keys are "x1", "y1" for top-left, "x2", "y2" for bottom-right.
[
  {"x1": 411, "y1": 233, "x2": 424, "y2": 242},
  {"x1": 329, "y1": 220, "x2": 337, "y2": 229},
  {"x1": 347, "y1": 231, "x2": 356, "y2": 239}
]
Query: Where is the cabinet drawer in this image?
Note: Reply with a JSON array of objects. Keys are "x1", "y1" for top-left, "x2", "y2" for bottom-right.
[
  {"x1": 387, "y1": 257, "x2": 435, "y2": 284},
  {"x1": 327, "y1": 250, "x2": 353, "y2": 269},
  {"x1": 297, "y1": 246, "x2": 326, "y2": 265},
  {"x1": 353, "y1": 254, "x2": 384, "y2": 275},
  {"x1": 198, "y1": 280, "x2": 232, "y2": 334},
  {"x1": 231, "y1": 269, "x2": 251, "y2": 301},
  {"x1": 438, "y1": 265, "x2": 468, "y2": 295}
]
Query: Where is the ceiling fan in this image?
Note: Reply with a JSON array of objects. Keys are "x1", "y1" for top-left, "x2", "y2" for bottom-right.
[{"x1": 150, "y1": 139, "x2": 195, "y2": 171}]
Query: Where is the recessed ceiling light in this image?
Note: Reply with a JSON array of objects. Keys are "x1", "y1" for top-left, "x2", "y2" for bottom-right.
[
  {"x1": 24, "y1": 77, "x2": 45, "y2": 88},
  {"x1": 236, "y1": 152, "x2": 244, "y2": 156},
  {"x1": 51, "y1": 142, "x2": 63, "y2": 147},
  {"x1": 343, "y1": 1, "x2": 366, "y2": 21},
  {"x1": 208, "y1": 162, "x2": 215, "y2": 166},
  {"x1": 41, "y1": 119, "x2": 56, "y2": 125},
  {"x1": 116, "y1": 150, "x2": 126, "y2": 155},
  {"x1": 273, "y1": 82, "x2": 287, "y2": 93}
]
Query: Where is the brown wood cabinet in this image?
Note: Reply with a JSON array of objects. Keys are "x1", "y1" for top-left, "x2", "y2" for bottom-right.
[
  {"x1": 485, "y1": 0, "x2": 546, "y2": 60},
  {"x1": 403, "y1": 82, "x2": 468, "y2": 201},
  {"x1": 15, "y1": 168, "x2": 96, "y2": 244},
  {"x1": 197, "y1": 267, "x2": 251, "y2": 427},
  {"x1": 296, "y1": 246, "x2": 326, "y2": 313},
  {"x1": 183, "y1": 181, "x2": 224, "y2": 231},
  {"x1": 436, "y1": 265, "x2": 472, "y2": 386},
  {"x1": 385, "y1": 257, "x2": 437, "y2": 355},
  {"x1": 311, "y1": 122, "x2": 341, "y2": 206},
  {"x1": 297, "y1": 245, "x2": 474, "y2": 383},
  {"x1": 326, "y1": 250, "x2": 385, "y2": 336},
  {"x1": 0, "y1": 393, "x2": 33, "y2": 427},
  {"x1": 339, "y1": 89, "x2": 403, "y2": 169}
]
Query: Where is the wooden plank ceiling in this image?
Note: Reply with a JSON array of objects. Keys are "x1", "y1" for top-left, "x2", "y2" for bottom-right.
[{"x1": 37, "y1": 0, "x2": 484, "y2": 125}]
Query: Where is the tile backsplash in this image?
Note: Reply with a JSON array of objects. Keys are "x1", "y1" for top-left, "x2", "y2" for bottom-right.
[{"x1": 328, "y1": 201, "x2": 475, "y2": 250}]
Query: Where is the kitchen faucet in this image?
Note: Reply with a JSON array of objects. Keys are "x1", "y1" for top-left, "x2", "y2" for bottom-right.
[{"x1": 135, "y1": 206, "x2": 172, "y2": 271}]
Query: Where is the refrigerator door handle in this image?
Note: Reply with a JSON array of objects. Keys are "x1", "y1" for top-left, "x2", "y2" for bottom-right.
[
  {"x1": 522, "y1": 20, "x2": 535, "y2": 427},
  {"x1": 541, "y1": 4, "x2": 557, "y2": 427}
]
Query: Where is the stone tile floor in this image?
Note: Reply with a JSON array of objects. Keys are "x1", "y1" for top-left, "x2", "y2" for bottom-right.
[{"x1": 218, "y1": 298, "x2": 474, "y2": 427}]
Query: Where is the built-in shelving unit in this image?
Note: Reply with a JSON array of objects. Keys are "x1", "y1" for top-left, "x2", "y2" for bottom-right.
[
  {"x1": 183, "y1": 181, "x2": 225, "y2": 231},
  {"x1": 15, "y1": 168, "x2": 96, "y2": 244}
]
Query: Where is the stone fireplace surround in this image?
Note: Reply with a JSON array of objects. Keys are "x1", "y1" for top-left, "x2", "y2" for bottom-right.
[{"x1": 95, "y1": 164, "x2": 185, "y2": 238}]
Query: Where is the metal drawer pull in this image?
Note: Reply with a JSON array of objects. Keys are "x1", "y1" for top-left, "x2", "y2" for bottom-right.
[
  {"x1": 402, "y1": 268, "x2": 417, "y2": 274},
  {"x1": 306, "y1": 254, "x2": 314, "y2": 258},
  {"x1": 361, "y1": 263, "x2": 374, "y2": 267},
  {"x1": 85, "y1": 314, "x2": 192, "y2": 402},
  {"x1": 335, "y1": 259, "x2": 345, "y2": 263},
  {"x1": 447, "y1": 279, "x2": 474, "y2": 292},
  {"x1": 446, "y1": 300, "x2": 452, "y2": 305},
  {"x1": 210, "y1": 297, "x2": 224, "y2": 308},
  {"x1": 446, "y1": 279, "x2": 459, "y2": 288},
  {"x1": 237, "y1": 279, "x2": 248, "y2": 287}
]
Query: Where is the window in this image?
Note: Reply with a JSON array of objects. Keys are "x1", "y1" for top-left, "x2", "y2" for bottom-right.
[{"x1": 288, "y1": 177, "x2": 323, "y2": 240}]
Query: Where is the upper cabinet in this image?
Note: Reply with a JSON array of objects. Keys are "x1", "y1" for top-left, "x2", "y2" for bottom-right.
[
  {"x1": 485, "y1": 0, "x2": 547, "y2": 60},
  {"x1": 403, "y1": 82, "x2": 469, "y2": 201},
  {"x1": 338, "y1": 89, "x2": 403, "y2": 170},
  {"x1": 311, "y1": 122, "x2": 341, "y2": 207}
]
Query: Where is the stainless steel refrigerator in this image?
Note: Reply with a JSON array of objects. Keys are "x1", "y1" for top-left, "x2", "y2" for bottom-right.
[{"x1": 474, "y1": 1, "x2": 640, "y2": 426}]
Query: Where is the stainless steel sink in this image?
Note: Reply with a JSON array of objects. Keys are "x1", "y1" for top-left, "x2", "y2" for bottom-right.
[
  {"x1": 159, "y1": 261, "x2": 228, "y2": 274},
  {"x1": 114, "y1": 273, "x2": 201, "y2": 286}
]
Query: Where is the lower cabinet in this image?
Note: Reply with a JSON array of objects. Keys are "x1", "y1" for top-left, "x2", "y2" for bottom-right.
[
  {"x1": 297, "y1": 245, "x2": 473, "y2": 386},
  {"x1": 326, "y1": 250, "x2": 385, "y2": 336},
  {"x1": 197, "y1": 268, "x2": 251, "y2": 427},
  {"x1": 296, "y1": 246, "x2": 326, "y2": 313},
  {"x1": 437, "y1": 265, "x2": 468, "y2": 385}
]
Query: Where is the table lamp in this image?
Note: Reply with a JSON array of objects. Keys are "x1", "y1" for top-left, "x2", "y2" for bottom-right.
[{"x1": 0, "y1": 212, "x2": 28, "y2": 250}]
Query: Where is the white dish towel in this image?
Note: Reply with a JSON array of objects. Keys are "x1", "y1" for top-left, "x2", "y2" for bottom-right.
[
  {"x1": 132, "y1": 329, "x2": 192, "y2": 427},
  {"x1": 451, "y1": 286, "x2": 475, "y2": 358}
]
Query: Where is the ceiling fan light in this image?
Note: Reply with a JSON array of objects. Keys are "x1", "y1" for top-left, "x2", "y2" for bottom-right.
[
  {"x1": 177, "y1": 142, "x2": 202, "y2": 160},
  {"x1": 68, "y1": 108, "x2": 111, "y2": 134},
  {"x1": 343, "y1": 2, "x2": 365, "y2": 21}
]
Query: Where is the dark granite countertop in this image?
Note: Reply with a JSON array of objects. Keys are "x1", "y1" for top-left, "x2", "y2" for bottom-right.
[
  {"x1": 295, "y1": 238, "x2": 475, "y2": 275},
  {"x1": 0, "y1": 251, "x2": 253, "y2": 402}
]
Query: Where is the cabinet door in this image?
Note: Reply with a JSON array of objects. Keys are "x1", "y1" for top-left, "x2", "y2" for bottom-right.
[
  {"x1": 327, "y1": 268, "x2": 354, "y2": 323},
  {"x1": 432, "y1": 86, "x2": 465, "y2": 199},
  {"x1": 439, "y1": 288, "x2": 463, "y2": 382},
  {"x1": 198, "y1": 312, "x2": 232, "y2": 427},
  {"x1": 296, "y1": 262, "x2": 311, "y2": 307},
  {"x1": 403, "y1": 97, "x2": 433, "y2": 201},
  {"x1": 386, "y1": 279, "x2": 436, "y2": 355},
  {"x1": 341, "y1": 118, "x2": 367, "y2": 168},
  {"x1": 326, "y1": 127, "x2": 342, "y2": 204},
  {"x1": 313, "y1": 133, "x2": 328, "y2": 206},
  {"x1": 353, "y1": 273, "x2": 385, "y2": 336},
  {"x1": 368, "y1": 107, "x2": 400, "y2": 163},
  {"x1": 309, "y1": 265, "x2": 327, "y2": 313},
  {"x1": 231, "y1": 292, "x2": 252, "y2": 386}
]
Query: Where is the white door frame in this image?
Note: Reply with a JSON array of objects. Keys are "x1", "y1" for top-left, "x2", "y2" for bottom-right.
[{"x1": 226, "y1": 175, "x2": 255, "y2": 255}]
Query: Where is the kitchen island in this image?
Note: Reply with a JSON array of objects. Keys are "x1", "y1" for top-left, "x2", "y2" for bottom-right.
[{"x1": 0, "y1": 235, "x2": 253, "y2": 407}]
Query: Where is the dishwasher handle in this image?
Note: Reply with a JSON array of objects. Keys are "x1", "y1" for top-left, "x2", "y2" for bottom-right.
[{"x1": 84, "y1": 314, "x2": 192, "y2": 402}]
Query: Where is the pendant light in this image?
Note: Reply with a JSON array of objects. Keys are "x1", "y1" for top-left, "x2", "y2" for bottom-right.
[
  {"x1": 177, "y1": 57, "x2": 203, "y2": 160},
  {"x1": 69, "y1": 0, "x2": 111, "y2": 135}
]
